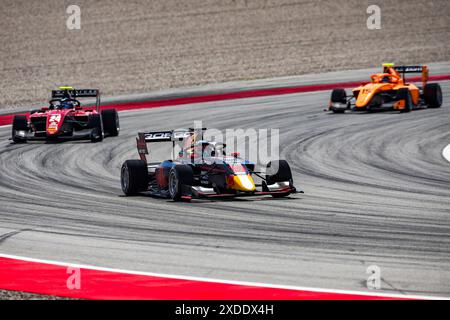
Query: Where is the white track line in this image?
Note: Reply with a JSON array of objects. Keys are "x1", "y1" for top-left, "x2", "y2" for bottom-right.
[
  {"x1": 0, "y1": 253, "x2": 447, "y2": 300},
  {"x1": 443, "y1": 144, "x2": 450, "y2": 163}
]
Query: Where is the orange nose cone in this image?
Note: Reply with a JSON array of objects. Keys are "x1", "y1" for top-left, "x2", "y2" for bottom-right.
[{"x1": 230, "y1": 174, "x2": 256, "y2": 192}]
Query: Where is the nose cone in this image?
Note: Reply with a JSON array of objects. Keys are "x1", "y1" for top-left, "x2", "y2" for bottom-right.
[
  {"x1": 46, "y1": 112, "x2": 63, "y2": 135},
  {"x1": 230, "y1": 174, "x2": 256, "y2": 192},
  {"x1": 356, "y1": 89, "x2": 371, "y2": 108}
]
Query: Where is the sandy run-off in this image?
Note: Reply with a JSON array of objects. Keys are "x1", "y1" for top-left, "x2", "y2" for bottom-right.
[{"x1": 1, "y1": 0, "x2": 449, "y2": 110}]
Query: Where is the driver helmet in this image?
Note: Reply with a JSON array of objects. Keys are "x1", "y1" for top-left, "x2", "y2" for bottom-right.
[
  {"x1": 193, "y1": 140, "x2": 209, "y2": 156},
  {"x1": 184, "y1": 140, "x2": 210, "y2": 157},
  {"x1": 200, "y1": 141, "x2": 215, "y2": 158},
  {"x1": 60, "y1": 98, "x2": 74, "y2": 109}
]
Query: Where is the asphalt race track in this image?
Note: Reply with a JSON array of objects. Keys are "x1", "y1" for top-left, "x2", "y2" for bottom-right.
[{"x1": 0, "y1": 75, "x2": 449, "y2": 297}]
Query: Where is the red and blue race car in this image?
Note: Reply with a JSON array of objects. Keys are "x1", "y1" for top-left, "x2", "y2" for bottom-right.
[
  {"x1": 121, "y1": 128, "x2": 300, "y2": 201},
  {"x1": 11, "y1": 86, "x2": 119, "y2": 143}
]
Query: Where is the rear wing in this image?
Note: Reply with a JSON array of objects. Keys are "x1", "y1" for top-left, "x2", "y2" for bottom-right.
[
  {"x1": 51, "y1": 87, "x2": 101, "y2": 112},
  {"x1": 136, "y1": 128, "x2": 207, "y2": 162},
  {"x1": 382, "y1": 64, "x2": 429, "y2": 87},
  {"x1": 142, "y1": 130, "x2": 191, "y2": 142}
]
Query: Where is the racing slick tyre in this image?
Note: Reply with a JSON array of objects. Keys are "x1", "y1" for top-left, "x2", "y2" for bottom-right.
[
  {"x1": 266, "y1": 160, "x2": 293, "y2": 198},
  {"x1": 121, "y1": 160, "x2": 149, "y2": 196},
  {"x1": 424, "y1": 83, "x2": 443, "y2": 108},
  {"x1": 12, "y1": 115, "x2": 28, "y2": 143},
  {"x1": 330, "y1": 88, "x2": 347, "y2": 113},
  {"x1": 168, "y1": 165, "x2": 194, "y2": 202},
  {"x1": 331, "y1": 88, "x2": 347, "y2": 103},
  {"x1": 367, "y1": 94, "x2": 382, "y2": 112},
  {"x1": 101, "y1": 109, "x2": 120, "y2": 136},
  {"x1": 88, "y1": 114, "x2": 104, "y2": 142},
  {"x1": 399, "y1": 88, "x2": 413, "y2": 113}
]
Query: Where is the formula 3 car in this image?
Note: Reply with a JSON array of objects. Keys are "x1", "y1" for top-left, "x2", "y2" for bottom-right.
[
  {"x1": 11, "y1": 86, "x2": 119, "y2": 143},
  {"x1": 120, "y1": 128, "x2": 300, "y2": 201},
  {"x1": 329, "y1": 63, "x2": 443, "y2": 113}
]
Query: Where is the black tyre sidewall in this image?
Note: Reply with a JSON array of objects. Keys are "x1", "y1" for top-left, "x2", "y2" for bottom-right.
[
  {"x1": 169, "y1": 165, "x2": 193, "y2": 201},
  {"x1": 12, "y1": 115, "x2": 28, "y2": 142},
  {"x1": 406, "y1": 91, "x2": 413, "y2": 111},
  {"x1": 424, "y1": 83, "x2": 442, "y2": 108},
  {"x1": 121, "y1": 160, "x2": 148, "y2": 195},
  {"x1": 88, "y1": 114, "x2": 104, "y2": 142},
  {"x1": 266, "y1": 160, "x2": 293, "y2": 185},
  {"x1": 398, "y1": 89, "x2": 412, "y2": 113},
  {"x1": 331, "y1": 88, "x2": 347, "y2": 103},
  {"x1": 369, "y1": 94, "x2": 382, "y2": 109}
]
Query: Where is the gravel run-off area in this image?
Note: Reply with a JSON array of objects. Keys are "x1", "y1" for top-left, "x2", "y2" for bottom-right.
[{"x1": 1, "y1": 0, "x2": 449, "y2": 110}]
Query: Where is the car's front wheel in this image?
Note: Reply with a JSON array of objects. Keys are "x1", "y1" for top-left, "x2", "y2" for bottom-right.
[
  {"x1": 330, "y1": 88, "x2": 347, "y2": 113},
  {"x1": 88, "y1": 114, "x2": 104, "y2": 142},
  {"x1": 398, "y1": 88, "x2": 413, "y2": 113},
  {"x1": 12, "y1": 115, "x2": 28, "y2": 143},
  {"x1": 266, "y1": 160, "x2": 294, "y2": 198},
  {"x1": 168, "y1": 165, "x2": 193, "y2": 201}
]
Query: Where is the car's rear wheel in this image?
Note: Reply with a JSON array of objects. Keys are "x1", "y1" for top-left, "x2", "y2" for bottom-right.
[
  {"x1": 101, "y1": 109, "x2": 120, "y2": 136},
  {"x1": 12, "y1": 115, "x2": 28, "y2": 143},
  {"x1": 168, "y1": 165, "x2": 193, "y2": 201},
  {"x1": 88, "y1": 114, "x2": 103, "y2": 142},
  {"x1": 121, "y1": 160, "x2": 149, "y2": 196},
  {"x1": 424, "y1": 83, "x2": 442, "y2": 108}
]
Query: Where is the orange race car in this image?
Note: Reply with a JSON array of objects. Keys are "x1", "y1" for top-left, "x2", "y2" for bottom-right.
[{"x1": 328, "y1": 63, "x2": 443, "y2": 113}]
